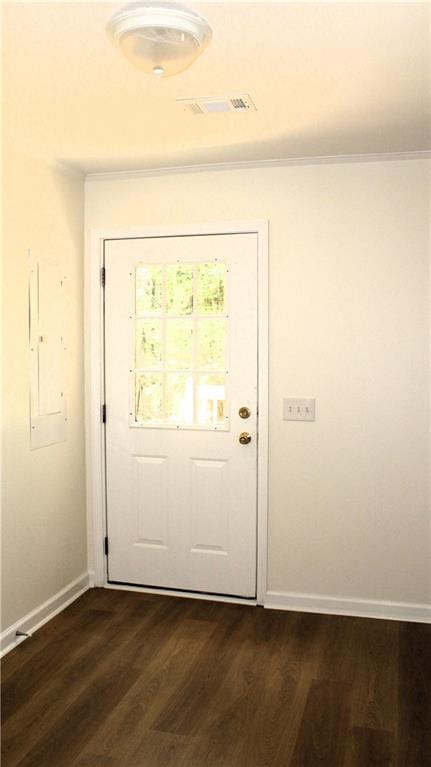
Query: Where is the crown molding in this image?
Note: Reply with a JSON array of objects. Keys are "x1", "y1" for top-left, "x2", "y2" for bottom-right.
[
  {"x1": 85, "y1": 149, "x2": 431, "y2": 182},
  {"x1": 52, "y1": 160, "x2": 85, "y2": 179}
]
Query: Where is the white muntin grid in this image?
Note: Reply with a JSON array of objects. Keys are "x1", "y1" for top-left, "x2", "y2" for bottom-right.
[{"x1": 128, "y1": 258, "x2": 231, "y2": 431}]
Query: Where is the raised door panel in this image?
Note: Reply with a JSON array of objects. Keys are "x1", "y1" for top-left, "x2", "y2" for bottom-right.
[
  {"x1": 133, "y1": 455, "x2": 169, "y2": 549},
  {"x1": 190, "y1": 458, "x2": 228, "y2": 555}
]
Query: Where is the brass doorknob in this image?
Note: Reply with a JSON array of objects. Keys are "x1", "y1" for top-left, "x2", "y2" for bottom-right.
[{"x1": 239, "y1": 432, "x2": 252, "y2": 445}]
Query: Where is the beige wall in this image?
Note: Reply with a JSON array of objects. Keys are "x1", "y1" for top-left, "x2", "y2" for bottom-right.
[
  {"x1": 86, "y1": 159, "x2": 430, "y2": 605},
  {"x1": 1, "y1": 145, "x2": 87, "y2": 630}
]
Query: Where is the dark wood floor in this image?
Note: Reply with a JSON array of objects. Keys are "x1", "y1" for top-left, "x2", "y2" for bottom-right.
[{"x1": 1, "y1": 588, "x2": 430, "y2": 767}]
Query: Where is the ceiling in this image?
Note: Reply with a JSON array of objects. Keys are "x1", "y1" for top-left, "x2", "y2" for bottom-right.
[{"x1": 3, "y1": 1, "x2": 430, "y2": 174}]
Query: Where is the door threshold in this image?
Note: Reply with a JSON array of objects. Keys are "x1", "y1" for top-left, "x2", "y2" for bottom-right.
[{"x1": 105, "y1": 580, "x2": 258, "y2": 605}]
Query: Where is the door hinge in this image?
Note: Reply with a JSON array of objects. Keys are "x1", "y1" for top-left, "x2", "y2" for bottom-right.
[
  {"x1": 100, "y1": 266, "x2": 106, "y2": 287},
  {"x1": 104, "y1": 536, "x2": 109, "y2": 556},
  {"x1": 101, "y1": 404, "x2": 106, "y2": 423}
]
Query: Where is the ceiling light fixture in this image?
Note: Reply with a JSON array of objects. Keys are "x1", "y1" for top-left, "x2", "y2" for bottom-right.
[{"x1": 107, "y1": 1, "x2": 212, "y2": 78}]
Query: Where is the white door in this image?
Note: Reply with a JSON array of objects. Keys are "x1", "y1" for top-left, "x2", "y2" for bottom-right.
[{"x1": 104, "y1": 233, "x2": 258, "y2": 597}]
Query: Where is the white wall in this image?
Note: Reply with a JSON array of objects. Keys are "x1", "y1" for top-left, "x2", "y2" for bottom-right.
[
  {"x1": 1, "y1": 145, "x2": 87, "y2": 631},
  {"x1": 86, "y1": 159, "x2": 430, "y2": 607}
]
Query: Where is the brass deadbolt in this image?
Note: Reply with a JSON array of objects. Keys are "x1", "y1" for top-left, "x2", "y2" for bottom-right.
[{"x1": 238, "y1": 406, "x2": 251, "y2": 419}]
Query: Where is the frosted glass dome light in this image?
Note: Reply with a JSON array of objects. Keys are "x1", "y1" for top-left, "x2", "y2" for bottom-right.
[{"x1": 107, "y1": 1, "x2": 212, "y2": 77}]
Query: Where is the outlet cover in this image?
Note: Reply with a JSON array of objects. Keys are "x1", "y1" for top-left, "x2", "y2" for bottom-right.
[{"x1": 283, "y1": 398, "x2": 316, "y2": 422}]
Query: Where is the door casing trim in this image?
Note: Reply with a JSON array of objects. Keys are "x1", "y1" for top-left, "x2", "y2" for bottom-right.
[{"x1": 85, "y1": 220, "x2": 269, "y2": 604}]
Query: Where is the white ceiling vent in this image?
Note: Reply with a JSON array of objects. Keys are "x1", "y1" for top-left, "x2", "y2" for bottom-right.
[{"x1": 178, "y1": 94, "x2": 257, "y2": 115}]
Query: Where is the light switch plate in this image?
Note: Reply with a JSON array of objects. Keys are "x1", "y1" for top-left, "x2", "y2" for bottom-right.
[{"x1": 283, "y1": 398, "x2": 316, "y2": 422}]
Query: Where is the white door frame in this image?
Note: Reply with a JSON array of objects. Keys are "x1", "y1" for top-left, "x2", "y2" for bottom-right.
[{"x1": 85, "y1": 220, "x2": 269, "y2": 604}]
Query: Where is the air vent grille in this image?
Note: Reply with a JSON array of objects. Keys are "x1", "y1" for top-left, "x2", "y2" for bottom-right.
[
  {"x1": 179, "y1": 94, "x2": 257, "y2": 115},
  {"x1": 231, "y1": 98, "x2": 248, "y2": 110}
]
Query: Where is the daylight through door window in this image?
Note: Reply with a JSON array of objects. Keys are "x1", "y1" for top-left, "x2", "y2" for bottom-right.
[{"x1": 133, "y1": 262, "x2": 229, "y2": 429}]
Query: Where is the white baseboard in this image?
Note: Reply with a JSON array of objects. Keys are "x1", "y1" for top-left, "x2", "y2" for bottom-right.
[
  {"x1": 264, "y1": 590, "x2": 431, "y2": 624},
  {"x1": 0, "y1": 572, "x2": 91, "y2": 658}
]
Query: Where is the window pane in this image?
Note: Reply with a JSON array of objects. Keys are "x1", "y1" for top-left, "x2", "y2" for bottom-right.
[
  {"x1": 197, "y1": 374, "x2": 226, "y2": 427},
  {"x1": 166, "y1": 265, "x2": 193, "y2": 315},
  {"x1": 197, "y1": 318, "x2": 226, "y2": 370},
  {"x1": 136, "y1": 265, "x2": 163, "y2": 315},
  {"x1": 197, "y1": 263, "x2": 226, "y2": 314},
  {"x1": 166, "y1": 319, "x2": 193, "y2": 370},
  {"x1": 135, "y1": 373, "x2": 163, "y2": 422},
  {"x1": 165, "y1": 373, "x2": 193, "y2": 424},
  {"x1": 135, "y1": 319, "x2": 163, "y2": 369},
  {"x1": 132, "y1": 261, "x2": 229, "y2": 429}
]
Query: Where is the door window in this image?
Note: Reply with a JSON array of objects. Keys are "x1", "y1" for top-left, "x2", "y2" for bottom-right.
[{"x1": 133, "y1": 262, "x2": 228, "y2": 429}]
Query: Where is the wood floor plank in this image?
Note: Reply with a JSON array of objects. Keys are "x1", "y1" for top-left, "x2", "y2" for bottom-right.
[
  {"x1": 151, "y1": 605, "x2": 256, "y2": 737},
  {"x1": 124, "y1": 731, "x2": 199, "y2": 767},
  {"x1": 188, "y1": 608, "x2": 305, "y2": 767},
  {"x1": 14, "y1": 662, "x2": 140, "y2": 767},
  {"x1": 70, "y1": 757, "x2": 115, "y2": 767},
  {"x1": 71, "y1": 615, "x2": 218, "y2": 766},
  {"x1": 2, "y1": 608, "x2": 113, "y2": 723},
  {"x1": 398, "y1": 622, "x2": 431, "y2": 766},
  {"x1": 350, "y1": 617, "x2": 399, "y2": 732},
  {"x1": 0, "y1": 589, "x2": 126, "y2": 683},
  {"x1": 1, "y1": 589, "x2": 429, "y2": 767},
  {"x1": 344, "y1": 726, "x2": 395, "y2": 766},
  {"x1": 289, "y1": 679, "x2": 351, "y2": 766},
  {"x1": 313, "y1": 614, "x2": 363, "y2": 683},
  {"x1": 2, "y1": 597, "x2": 163, "y2": 766},
  {"x1": 180, "y1": 608, "x2": 275, "y2": 766}
]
